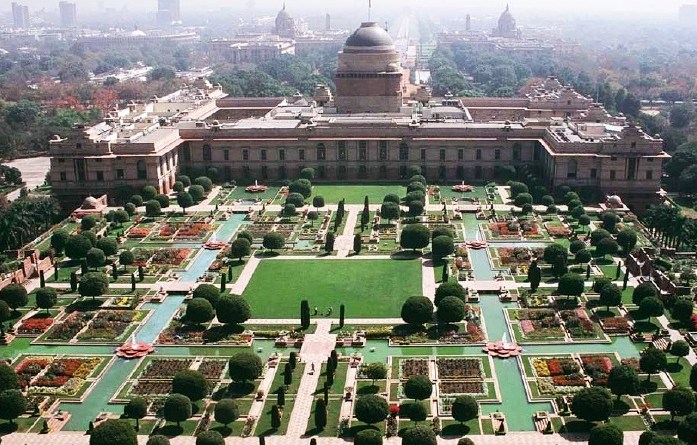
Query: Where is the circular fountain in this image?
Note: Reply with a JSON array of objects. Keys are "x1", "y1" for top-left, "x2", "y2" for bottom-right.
[
  {"x1": 116, "y1": 334, "x2": 155, "y2": 359},
  {"x1": 483, "y1": 333, "x2": 522, "y2": 359},
  {"x1": 245, "y1": 180, "x2": 269, "y2": 193}
]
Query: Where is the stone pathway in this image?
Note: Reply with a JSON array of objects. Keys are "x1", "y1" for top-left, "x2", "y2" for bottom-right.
[
  {"x1": 247, "y1": 360, "x2": 281, "y2": 419},
  {"x1": 335, "y1": 206, "x2": 360, "y2": 257},
  {"x1": 228, "y1": 256, "x2": 260, "y2": 295},
  {"x1": 422, "y1": 258, "x2": 437, "y2": 300}
]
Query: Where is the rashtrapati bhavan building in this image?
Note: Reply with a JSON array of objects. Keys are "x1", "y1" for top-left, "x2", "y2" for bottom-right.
[{"x1": 49, "y1": 22, "x2": 669, "y2": 213}]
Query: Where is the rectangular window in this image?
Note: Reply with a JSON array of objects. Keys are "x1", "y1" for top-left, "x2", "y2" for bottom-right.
[
  {"x1": 60, "y1": 172, "x2": 67, "y2": 181},
  {"x1": 243, "y1": 149, "x2": 249, "y2": 161},
  {"x1": 116, "y1": 169, "x2": 125, "y2": 179},
  {"x1": 279, "y1": 149, "x2": 285, "y2": 161},
  {"x1": 359, "y1": 147, "x2": 367, "y2": 161},
  {"x1": 458, "y1": 149, "x2": 464, "y2": 161},
  {"x1": 399, "y1": 145, "x2": 409, "y2": 161},
  {"x1": 379, "y1": 147, "x2": 388, "y2": 161},
  {"x1": 495, "y1": 149, "x2": 501, "y2": 160},
  {"x1": 223, "y1": 149, "x2": 229, "y2": 161},
  {"x1": 299, "y1": 149, "x2": 305, "y2": 161},
  {"x1": 203, "y1": 146, "x2": 212, "y2": 161},
  {"x1": 590, "y1": 169, "x2": 597, "y2": 179},
  {"x1": 339, "y1": 147, "x2": 347, "y2": 161},
  {"x1": 646, "y1": 170, "x2": 653, "y2": 180},
  {"x1": 182, "y1": 145, "x2": 191, "y2": 161},
  {"x1": 96, "y1": 171, "x2": 104, "y2": 182},
  {"x1": 75, "y1": 159, "x2": 86, "y2": 182},
  {"x1": 337, "y1": 141, "x2": 346, "y2": 150},
  {"x1": 359, "y1": 141, "x2": 368, "y2": 150},
  {"x1": 627, "y1": 158, "x2": 637, "y2": 180},
  {"x1": 439, "y1": 148, "x2": 446, "y2": 162},
  {"x1": 379, "y1": 141, "x2": 388, "y2": 150},
  {"x1": 421, "y1": 149, "x2": 426, "y2": 161},
  {"x1": 476, "y1": 149, "x2": 482, "y2": 160},
  {"x1": 317, "y1": 146, "x2": 326, "y2": 161},
  {"x1": 261, "y1": 149, "x2": 267, "y2": 161},
  {"x1": 475, "y1": 165, "x2": 482, "y2": 179},
  {"x1": 610, "y1": 170, "x2": 616, "y2": 180}
]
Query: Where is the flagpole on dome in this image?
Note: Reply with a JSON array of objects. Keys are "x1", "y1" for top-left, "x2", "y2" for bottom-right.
[{"x1": 368, "y1": 0, "x2": 372, "y2": 21}]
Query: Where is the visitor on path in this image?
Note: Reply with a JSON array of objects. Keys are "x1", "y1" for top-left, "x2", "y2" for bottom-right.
[
  {"x1": 327, "y1": 306, "x2": 333, "y2": 316},
  {"x1": 314, "y1": 306, "x2": 318, "y2": 316},
  {"x1": 310, "y1": 363, "x2": 315, "y2": 374}
]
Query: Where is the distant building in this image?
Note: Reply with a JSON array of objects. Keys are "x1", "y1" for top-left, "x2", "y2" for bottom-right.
[
  {"x1": 207, "y1": 35, "x2": 295, "y2": 65},
  {"x1": 11, "y1": 3, "x2": 30, "y2": 29},
  {"x1": 77, "y1": 30, "x2": 199, "y2": 49},
  {"x1": 157, "y1": 0, "x2": 181, "y2": 24},
  {"x1": 492, "y1": 4, "x2": 521, "y2": 39},
  {"x1": 679, "y1": 4, "x2": 697, "y2": 21},
  {"x1": 274, "y1": 3, "x2": 296, "y2": 38},
  {"x1": 59, "y1": 1, "x2": 77, "y2": 27}
]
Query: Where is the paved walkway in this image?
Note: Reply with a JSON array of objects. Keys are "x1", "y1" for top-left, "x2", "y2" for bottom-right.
[{"x1": 335, "y1": 207, "x2": 359, "y2": 257}]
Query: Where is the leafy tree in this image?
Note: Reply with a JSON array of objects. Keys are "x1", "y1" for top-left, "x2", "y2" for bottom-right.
[
  {"x1": 407, "y1": 400, "x2": 428, "y2": 423},
  {"x1": 690, "y1": 363, "x2": 697, "y2": 393},
  {"x1": 639, "y1": 431, "x2": 657, "y2": 445},
  {"x1": 596, "y1": 238, "x2": 619, "y2": 257},
  {"x1": 451, "y1": 395, "x2": 478, "y2": 424},
  {"x1": 593, "y1": 276, "x2": 613, "y2": 293},
  {"x1": 216, "y1": 295, "x2": 251, "y2": 325},
  {"x1": 228, "y1": 352, "x2": 263, "y2": 383},
  {"x1": 599, "y1": 284, "x2": 622, "y2": 311},
  {"x1": 96, "y1": 238, "x2": 118, "y2": 257},
  {"x1": 81, "y1": 215, "x2": 98, "y2": 231},
  {"x1": 404, "y1": 375, "x2": 432, "y2": 401},
  {"x1": 663, "y1": 386, "x2": 695, "y2": 421},
  {"x1": 89, "y1": 419, "x2": 137, "y2": 445},
  {"x1": 402, "y1": 425, "x2": 437, "y2": 445},
  {"x1": 640, "y1": 348, "x2": 667, "y2": 381},
  {"x1": 185, "y1": 298, "x2": 215, "y2": 325},
  {"x1": 86, "y1": 247, "x2": 106, "y2": 270},
  {"x1": 400, "y1": 224, "x2": 430, "y2": 252},
  {"x1": 355, "y1": 429, "x2": 383, "y2": 445},
  {"x1": 380, "y1": 202, "x2": 400, "y2": 223},
  {"x1": 195, "y1": 431, "x2": 224, "y2": 445},
  {"x1": 65, "y1": 234, "x2": 93, "y2": 259},
  {"x1": 0, "y1": 301, "x2": 9, "y2": 323},
  {"x1": 435, "y1": 282, "x2": 466, "y2": 305},
  {"x1": 163, "y1": 394, "x2": 192, "y2": 427},
  {"x1": 36, "y1": 287, "x2": 58, "y2": 314},
  {"x1": 286, "y1": 192, "x2": 305, "y2": 208},
  {"x1": 617, "y1": 229, "x2": 638, "y2": 254},
  {"x1": 0, "y1": 389, "x2": 26, "y2": 425},
  {"x1": 640, "y1": 297, "x2": 664, "y2": 322},
  {"x1": 670, "y1": 103, "x2": 695, "y2": 128},
  {"x1": 672, "y1": 340, "x2": 691, "y2": 363},
  {"x1": 543, "y1": 244, "x2": 568, "y2": 278},
  {"x1": 145, "y1": 200, "x2": 161, "y2": 217},
  {"x1": 289, "y1": 179, "x2": 312, "y2": 198},
  {"x1": 155, "y1": 194, "x2": 170, "y2": 209},
  {"x1": 314, "y1": 398, "x2": 327, "y2": 430},
  {"x1": 228, "y1": 238, "x2": 251, "y2": 262},
  {"x1": 123, "y1": 397, "x2": 147, "y2": 430},
  {"x1": 607, "y1": 364, "x2": 639, "y2": 400},
  {"x1": 432, "y1": 235, "x2": 455, "y2": 261},
  {"x1": 193, "y1": 284, "x2": 220, "y2": 307},
  {"x1": 263, "y1": 232, "x2": 285, "y2": 251},
  {"x1": 146, "y1": 436, "x2": 170, "y2": 445},
  {"x1": 570, "y1": 386, "x2": 613, "y2": 422},
  {"x1": 189, "y1": 185, "x2": 205, "y2": 203},
  {"x1": 0, "y1": 283, "x2": 28, "y2": 310},
  {"x1": 679, "y1": 412, "x2": 697, "y2": 445},
  {"x1": 129, "y1": 195, "x2": 144, "y2": 207},
  {"x1": 570, "y1": 239, "x2": 586, "y2": 254},
  {"x1": 194, "y1": 176, "x2": 213, "y2": 192},
  {"x1": 590, "y1": 229, "x2": 612, "y2": 246},
  {"x1": 354, "y1": 395, "x2": 389, "y2": 424},
  {"x1": 401, "y1": 296, "x2": 434, "y2": 326},
  {"x1": 436, "y1": 296, "x2": 465, "y2": 324},
  {"x1": 557, "y1": 273, "x2": 584, "y2": 298},
  {"x1": 672, "y1": 299, "x2": 694, "y2": 326},
  {"x1": 0, "y1": 365, "x2": 18, "y2": 392},
  {"x1": 177, "y1": 192, "x2": 194, "y2": 214},
  {"x1": 173, "y1": 370, "x2": 209, "y2": 401},
  {"x1": 588, "y1": 424, "x2": 623, "y2": 445},
  {"x1": 633, "y1": 282, "x2": 658, "y2": 305},
  {"x1": 579, "y1": 214, "x2": 591, "y2": 227},
  {"x1": 50, "y1": 229, "x2": 69, "y2": 254},
  {"x1": 528, "y1": 260, "x2": 542, "y2": 291},
  {"x1": 119, "y1": 250, "x2": 135, "y2": 270},
  {"x1": 312, "y1": 196, "x2": 325, "y2": 208},
  {"x1": 575, "y1": 249, "x2": 592, "y2": 264},
  {"x1": 237, "y1": 231, "x2": 254, "y2": 244},
  {"x1": 79, "y1": 272, "x2": 109, "y2": 300},
  {"x1": 364, "y1": 363, "x2": 388, "y2": 385}
]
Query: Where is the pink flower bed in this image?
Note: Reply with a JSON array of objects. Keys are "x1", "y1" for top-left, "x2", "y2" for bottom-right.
[{"x1": 521, "y1": 320, "x2": 535, "y2": 334}]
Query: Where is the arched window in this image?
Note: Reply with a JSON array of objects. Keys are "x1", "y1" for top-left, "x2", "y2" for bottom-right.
[
  {"x1": 203, "y1": 144, "x2": 212, "y2": 161},
  {"x1": 137, "y1": 160, "x2": 147, "y2": 180},
  {"x1": 567, "y1": 159, "x2": 578, "y2": 179}
]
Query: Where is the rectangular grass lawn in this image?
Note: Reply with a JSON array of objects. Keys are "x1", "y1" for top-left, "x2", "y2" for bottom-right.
[
  {"x1": 241, "y1": 259, "x2": 422, "y2": 318},
  {"x1": 311, "y1": 184, "x2": 407, "y2": 204}
]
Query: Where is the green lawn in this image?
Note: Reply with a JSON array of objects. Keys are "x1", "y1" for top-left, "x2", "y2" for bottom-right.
[
  {"x1": 241, "y1": 259, "x2": 422, "y2": 318},
  {"x1": 311, "y1": 185, "x2": 407, "y2": 205}
]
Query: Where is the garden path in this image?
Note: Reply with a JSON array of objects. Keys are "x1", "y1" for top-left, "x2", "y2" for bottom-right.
[
  {"x1": 422, "y1": 258, "x2": 437, "y2": 300},
  {"x1": 657, "y1": 314, "x2": 697, "y2": 366},
  {"x1": 335, "y1": 206, "x2": 360, "y2": 257}
]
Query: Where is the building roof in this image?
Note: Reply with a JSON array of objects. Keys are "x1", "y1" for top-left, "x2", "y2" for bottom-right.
[{"x1": 344, "y1": 22, "x2": 394, "y2": 50}]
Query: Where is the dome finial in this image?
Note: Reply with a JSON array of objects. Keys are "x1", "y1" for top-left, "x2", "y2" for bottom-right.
[
  {"x1": 283, "y1": 2, "x2": 286, "y2": 10},
  {"x1": 506, "y1": 3, "x2": 509, "y2": 11}
]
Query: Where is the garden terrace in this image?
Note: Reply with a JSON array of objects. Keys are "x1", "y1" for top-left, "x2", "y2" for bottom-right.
[{"x1": 13, "y1": 355, "x2": 108, "y2": 399}]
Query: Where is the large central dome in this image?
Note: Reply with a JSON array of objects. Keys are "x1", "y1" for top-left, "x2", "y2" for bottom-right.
[{"x1": 344, "y1": 22, "x2": 394, "y2": 51}]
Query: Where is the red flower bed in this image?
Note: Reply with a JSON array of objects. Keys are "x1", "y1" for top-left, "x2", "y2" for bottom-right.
[
  {"x1": 490, "y1": 222, "x2": 519, "y2": 237},
  {"x1": 582, "y1": 355, "x2": 613, "y2": 386},
  {"x1": 546, "y1": 358, "x2": 579, "y2": 376},
  {"x1": 546, "y1": 224, "x2": 571, "y2": 237},
  {"x1": 18, "y1": 317, "x2": 54, "y2": 335},
  {"x1": 552, "y1": 373, "x2": 585, "y2": 386},
  {"x1": 602, "y1": 317, "x2": 631, "y2": 333},
  {"x1": 127, "y1": 227, "x2": 151, "y2": 239}
]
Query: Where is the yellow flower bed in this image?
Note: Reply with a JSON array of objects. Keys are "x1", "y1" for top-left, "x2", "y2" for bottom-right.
[
  {"x1": 73, "y1": 357, "x2": 103, "y2": 379},
  {"x1": 532, "y1": 358, "x2": 550, "y2": 377}
]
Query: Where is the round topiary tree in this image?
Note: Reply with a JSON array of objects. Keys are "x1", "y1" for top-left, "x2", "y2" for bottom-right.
[
  {"x1": 289, "y1": 179, "x2": 312, "y2": 198},
  {"x1": 569, "y1": 239, "x2": 586, "y2": 254},
  {"x1": 163, "y1": 394, "x2": 192, "y2": 427},
  {"x1": 0, "y1": 364, "x2": 19, "y2": 392},
  {"x1": 192, "y1": 284, "x2": 221, "y2": 307},
  {"x1": 50, "y1": 229, "x2": 70, "y2": 255},
  {"x1": 633, "y1": 282, "x2": 658, "y2": 305},
  {"x1": 189, "y1": 185, "x2": 205, "y2": 202},
  {"x1": 570, "y1": 386, "x2": 613, "y2": 423},
  {"x1": 590, "y1": 229, "x2": 612, "y2": 246},
  {"x1": 401, "y1": 425, "x2": 437, "y2": 445},
  {"x1": 89, "y1": 419, "x2": 137, "y2": 445},
  {"x1": 216, "y1": 295, "x2": 251, "y2": 325},
  {"x1": 229, "y1": 238, "x2": 251, "y2": 262},
  {"x1": 354, "y1": 394, "x2": 389, "y2": 424},
  {"x1": 228, "y1": 352, "x2": 263, "y2": 383},
  {"x1": 400, "y1": 224, "x2": 430, "y2": 252},
  {"x1": 588, "y1": 423, "x2": 623, "y2": 445},
  {"x1": 404, "y1": 375, "x2": 432, "y2": 401},
  {"x1": 672, "y1": 340, "x2": 691, "y2": 364},
  {"x1": 81, "y1": 215, "x2": 99, "y2": 231},
  {"x1": 86, "y1": 247, "x2": 106, "y2": 270},
  {"x1": 263, "y1": 232, "x2": 286, "y2": 252},
  {"x1": 141, "y1": 185, "x2": 158, "y2": 201},
  {"x1": 146, "y1": 435, "x2": 170, "y2": 445},
  {"x1": 607, "y1": 364, "x2": 639, "y2": 401},
  {"x1": 214, "y1": 399, "x2": 239, "y2": 427},
  {"x1": 172, "y1": 369, "x2": 209, "y2": 402},
  {"x1": 195, "y1": 430, "x2": 224, "y2": 445},
  {"x1": 145, "y1": 200, "x2": 161, "y2": 217},
  {"x1": 640, "y1": 348, "x2": 667, "y2": 382},
  {"x1": 355, "y1": 428, "x2": 383, "y2": 445},
  {"x1": 435, "y1": 281, "x2": 467, "y2": 305},
  {"x1": 155, "y1": 194, "x2": 170, "y2": 209},
  {"x1": 286, "y1": 192, "x2": 305, "y2": 208},
  {"x1": 129, "y1": 195, "x2": 144, "y2": 207},
  {"x1": 185, "y1": 298, "x2": 215, "y2": 325},
  {"x1": 432, "y1": 235, "x2": 455, "y2": 261},
  {"x1": 436, "y1": 296, "x2": 465, "y2": 324},
  {"x1": 119, "y1": 250, "x2": 135, "y2": 270},
  {"x1": 451, "y1": 395, "x2": 479, "y2": 424},
  {"x1": 124, "y1": 203, "x2": 137, "y2": 216},
  {"x1": 663, "y1": 386, "x2": 695, "y2": 421},
  {"x1": 79, "y1": 272, "x2": 109, "y2": 301},
  {"x1": 557, "y1": 273, "x2": 584, "y2": 298},
  {"x1": 0, "y1": 389, "x2": 26, "y2": 425},
  {"x1": 678, "y1": 412, "x2": 697, "y2": 445},
  {"x1": 0, "y1": 283, "x2": 28, "y2": 310},
  {"x1": 194, "y1": 176, "x2": 213, "y2": 192},
  {"x1": 457, "y1": 439, "x2": 475, "y2": 445},
  {"x1": 65, "y1": 234, "x2": 93, "y2": 259},
  {"x1": 96, "y1": 237, "x2": 118, "y2": 257},
  {"x1": 400, "y1": 296, "x2": 433, "y2": 326},
  {"x1": 123, "y1": 397, "x2": 147, "y2": 430}
]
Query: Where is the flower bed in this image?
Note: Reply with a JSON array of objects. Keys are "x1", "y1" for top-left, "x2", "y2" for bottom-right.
[
  {"x1": 437, "y1": 358, "x2": 483, "y2": 379},
  {"x1": 600, "y1": 316, "x2": 631, "y2": 334},
  {"x1": 399, "y1": 359, "x2": 429, "y2": 380},
  {"x1": 15, "y1": 357, "x2": 51, "y2": 387},
  {"x1": 496, "y1": 247, "x2": 533, "y2": 266},
  {"x1": 127, "y1": 227, "x2": 151, "y2": 239},
  {"x1": 151, "y1": 249, "x2": 192, "y2": 266},
  {"x1": 545, "y1": 222, "x2": 571, "y2": 238},
  {"x1": 157, "y1": 321, "x2": 205, "y2": 345},
  {"x1": 439, "y1": 380, "x2": 485, "y2": 395},
  {"x1": 559, "y1": 309, "x2": 597, "y2": 338},
  {"x1": 581, "y1": 355, "x2": 613, "y2": 386},
  {"x1": 140, "y1": 359, "x2": 193, "y2": 379},
  {"x1": 176, "y1": 223, "x2": 212, "y2": 240},
  {"x1": 532, "y1": 357, "x2": 586, "y2": 395},
  {"x1": 45, "y1": 312, "x2": 94, "y2": 341},
  {"x1": 28, "y1": 357, "x2": 102, "y2": 397},
  {"x1": 18, "y1": 316, "x2": 54, "y2": 335},
  {"x1": 131, "y1": 380, "x2": 173, "y2": 396},
  {"x1": 199, "y1": 360, "x2": 227, "y2": 379},
  {"x1": 489, "y1": 222, "x2": 520, "y2": 238},
  {"x1": 77, "y1": 310, "x2": 143, "y2": 341},
  {"x1": 515, "y1": 309, "x2": 565, "y2": 340}
]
